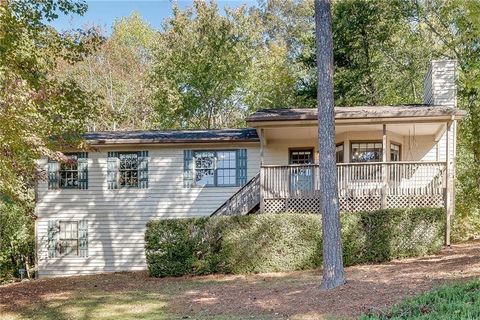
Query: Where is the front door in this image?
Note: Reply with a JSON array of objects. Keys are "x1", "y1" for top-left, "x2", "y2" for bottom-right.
[{"x1": 289, "y1": 149, "x2": 314, "y2": 194}]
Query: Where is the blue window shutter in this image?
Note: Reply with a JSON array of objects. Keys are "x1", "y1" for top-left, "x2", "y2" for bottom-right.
[
  {"x1": 183, "y1": 150, "x2": 194, "y2": 188},
  {"x1": 48, "y1": 159, "x2": 59, "y2": 190},
  {"x1": 138, "y1": 151, "x2": 149, "y2": 189},
  {"x1": 78, "y1": 152, "x2": 88, "y2": 190},
  {"x1": 79, "y1": 219, "x2": 88, "y2": 258},
  {"x1": 107, "y1": 152, "x2": 118, "y2": 189},
  {"x1": 48, "y1": 220, "x2": 59, "y2": 258},
  {"x1": 236, "y1": 149, "x2": 247, "y2": 186}
]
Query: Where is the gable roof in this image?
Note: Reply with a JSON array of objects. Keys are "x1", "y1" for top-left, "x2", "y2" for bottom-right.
[
  {"x1": 247, "y1": 105, "x2": 467, "y2": 122},
  {"x1": 84, "y1": 128, "x2": 259, "y2": 145}
]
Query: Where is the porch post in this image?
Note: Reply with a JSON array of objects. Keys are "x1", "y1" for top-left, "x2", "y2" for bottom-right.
[
  {"x1": 260, "y1": 128, "x2": 265, "y2": 166},
  {"x1": 381, "y1": 124, "x2": 388, "y2": 209},
  {"x1": 445, "y1": 121, "x2": 455, "y2": 246},
  {"x1": 259, "y1": 129, "x2": 265, "y2": 213}
]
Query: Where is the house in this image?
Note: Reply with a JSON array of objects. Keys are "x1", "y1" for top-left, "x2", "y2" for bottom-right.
[{"x1": 35, "y1": 60, "x2": 466, "y2": 278}]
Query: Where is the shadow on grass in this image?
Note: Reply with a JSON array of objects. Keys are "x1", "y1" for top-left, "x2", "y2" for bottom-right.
[
  {"x1": 2, "y1": 291, "x2": 169, "y2": 320},
  {"x1": 1, "y1": 241, "x2": 480, "y2": 320}
]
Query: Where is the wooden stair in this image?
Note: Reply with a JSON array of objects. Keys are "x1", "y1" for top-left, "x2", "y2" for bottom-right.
[{"x1": 210, "y1": 172, "x2": 260, "y2": 217}]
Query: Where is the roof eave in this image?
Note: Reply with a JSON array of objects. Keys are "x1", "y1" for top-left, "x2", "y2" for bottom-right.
[
  {"x1": 86, "y1": 138, "x2": 260, "y2": 146},
  {"x1": 247, "y1": 114, "x2": 466, "y2": 128},
  {"x1": 247, "y1": 109, "x2": 467, "y2": 126}
]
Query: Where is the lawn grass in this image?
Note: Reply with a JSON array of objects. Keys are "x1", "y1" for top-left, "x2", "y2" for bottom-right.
[
  {"x1": 360, "y1": 280, "x2": 480, "y2": 320},
  {"x1": 2, "y1": 242, "x2": 480, "y2": 320}
]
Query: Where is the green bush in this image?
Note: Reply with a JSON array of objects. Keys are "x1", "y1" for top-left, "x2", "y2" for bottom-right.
[
  {"x1": 145, "y1": 208, "x2": 445, "y2": 277},
  {"x1": 360, "y1": 280, "x2": 480, "y2": 319},
  {"x1": 0, "y1": 200, "x2": 35, "y2": 283}
]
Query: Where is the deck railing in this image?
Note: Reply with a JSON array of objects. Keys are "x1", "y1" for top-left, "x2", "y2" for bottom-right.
[
  {"x1": 261, "y1": 161, "x2": 446, "y2": 213},
  {"x1": 211, "y1": 172, "x2": 261, "y2": 217}
]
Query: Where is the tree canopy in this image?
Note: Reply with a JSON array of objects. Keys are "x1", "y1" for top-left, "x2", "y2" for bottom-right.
[
  {"x1": 2, "y1": 0, "x2": 480, "y2": 281},
  {"x1": 0, "y1": 0, "x2": 100, "y2": 203}
]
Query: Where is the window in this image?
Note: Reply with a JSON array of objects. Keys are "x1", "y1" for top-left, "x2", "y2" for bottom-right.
[
  {"x1": 391, "y1": 143, "x2": 401, "y2": 161},
  {"x1": 48, "y1": 152, "x2": 88, "y2": 190},
  {"x1": 351, "y1": 142, "x2": 383, "y2": 162},
  {"x1": 289, "y1": 149, "x2": 313, "y2": 164},
  {"x1": 58, "y1": 221, "x2": 79, "y2": 257},
  {"x1": 107, "y1": 151, "x2": 148, "y2": 189},
  {"x1": 59, "y1": 154, "x2": 78, "y2": 188},
  {"x1": 217, "y1": 151, "x2": 237, "y2": 186},
  {"x1": 336, "y1": 144, "x2": 344, "y2": 163},
  {"x1": 48, "y1": 220, "x2": 88, "y2": 258},
  {"x1": 119, "y1": 152, "x2": 139, "y2": 188},
  {"x1": 194, "y1": 151, "x2": 216, "y2": 186},
  {"x1": 193, "y1": 150, "x2": 237, "y2": 187}
]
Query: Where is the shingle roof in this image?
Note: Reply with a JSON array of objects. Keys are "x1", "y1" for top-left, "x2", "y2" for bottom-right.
[
  {"x1": 247, "y1": 105, "x2": 467, "y2": 122},
  {"x1": 84, "y1": 128, "x2": 259, "y2": 145}
]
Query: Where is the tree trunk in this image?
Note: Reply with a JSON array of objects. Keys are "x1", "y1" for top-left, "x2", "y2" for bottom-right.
[{"x1": 315, "y1": 0, "x2": 346, "y2": 290}]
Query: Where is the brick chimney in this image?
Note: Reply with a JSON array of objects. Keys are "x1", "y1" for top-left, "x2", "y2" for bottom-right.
[{"x1": 423, "y1": 60, "x2": 457, "y2": 107}]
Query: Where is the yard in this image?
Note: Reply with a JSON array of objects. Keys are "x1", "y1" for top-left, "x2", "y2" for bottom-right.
[{"x1": 1, "y1": 241, "x2": 480, "y2": 320}]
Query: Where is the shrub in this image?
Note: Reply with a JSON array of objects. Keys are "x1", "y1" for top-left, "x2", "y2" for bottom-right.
[
  {"x1": 145, "y1": 208, "x2": 445, "y2": 277},
  {"x1": 360, "y1": 280, "x2": 480, "y2": 319},
  {"x1": 0, "y1": 201, "x2": 35, "y2": 283}
]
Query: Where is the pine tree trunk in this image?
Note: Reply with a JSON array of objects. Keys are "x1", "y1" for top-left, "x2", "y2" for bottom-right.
[{"x1": 315, "y1": 0, "x2": 346, "y2": 290}]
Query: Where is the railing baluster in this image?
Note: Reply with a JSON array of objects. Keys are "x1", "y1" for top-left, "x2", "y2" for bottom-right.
[{"x1": 206, "y1": 161, "x2": 448, "y2": 216}]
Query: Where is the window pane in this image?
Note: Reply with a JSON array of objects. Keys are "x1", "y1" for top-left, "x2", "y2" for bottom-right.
[
  {"x1": 336, "y1": 144, "x2": 344, "y2": 163},
  {"x1": 351, "y1": 142, "x2": 383, "y2": 162},
  {"x1": 217, "y1": 151, "x2": 236, "y2": 186},
  {"x1": 58, "y1": 221, "x2": 79, "y2": 257},
  {"x1": 391, "y1": 143, "x2": 401, "y2": 161},
  {"x1": 118, "y1": 153, "x2": 139, "y2": 187},
  {"x1": 290, "y1": 150, "x2": 313, "y2": 164},
  {"x1": 218, "y1": 168, "x2": 236, "y2": 186},
  {"x1": 59, "y1": 154, "x2": 79, "y2": 189},
  {"x1": 194, "y1": 151, "x2": 215, "y2": 186}
]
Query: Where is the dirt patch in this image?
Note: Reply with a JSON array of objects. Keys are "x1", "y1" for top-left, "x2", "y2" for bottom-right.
[{"x1": 1, "y1": 241, "x2": 480, "y2": 319}]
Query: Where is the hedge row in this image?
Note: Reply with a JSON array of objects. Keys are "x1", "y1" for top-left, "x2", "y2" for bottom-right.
[{"x1": 145, "y1": 208, "x2": 445, "y2": 277}]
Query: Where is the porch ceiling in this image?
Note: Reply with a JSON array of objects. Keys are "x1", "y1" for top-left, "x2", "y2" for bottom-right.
[{"x1": 262, "y1": 122, "x2": 445, "y2": 141}]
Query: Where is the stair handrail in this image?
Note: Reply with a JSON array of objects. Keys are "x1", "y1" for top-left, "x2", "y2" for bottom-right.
[{"x1": 210, "y1": 172, "x2": 260, "y2": 217}]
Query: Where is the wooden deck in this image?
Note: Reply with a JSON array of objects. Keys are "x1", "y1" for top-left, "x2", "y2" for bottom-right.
[{"x1": 260, "y1": 161, "x2": 447, "y2": 213}]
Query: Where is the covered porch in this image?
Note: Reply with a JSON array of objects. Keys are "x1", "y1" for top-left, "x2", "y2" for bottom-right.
[
  {"x1": 213, "y1": 106, "x2": 466, "y2": 243},
  {"x1": 256, "y1": 113, "x2": 455, "y2": 213}
]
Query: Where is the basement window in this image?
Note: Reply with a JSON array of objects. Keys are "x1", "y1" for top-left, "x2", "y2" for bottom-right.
[{"x1": 58, "y1": 221, "x2": 79, "y2": 257}]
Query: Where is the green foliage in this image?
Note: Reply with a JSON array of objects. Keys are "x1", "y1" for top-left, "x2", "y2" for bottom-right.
[
  {"x1": 151, "y1": 0, "x2": 257, "y2": 129},
  {"x1": 0, "y1": 0, "x2": 101, "y2": 203},
  {"x1": 260, "y1": 0, "x2": 480, "y2": 240},
  {"x1": 0, "y1": 200, "x2": 34, "y2": 283},
  {"x1": 360, "y1": 280, "x2": 480, "y2": 320},
  {"x1": 145, "y1": 208, "x2": 445, "y2": 277},
  {"x1": 292, "y1": 0, "x2": 430, "y2": 106},
  {"x1": 151, "y1": 0, "x2": 300, "y2": 129},
  {"x1": 57, "y1": 12, "x2": 158, "y2": 131}
]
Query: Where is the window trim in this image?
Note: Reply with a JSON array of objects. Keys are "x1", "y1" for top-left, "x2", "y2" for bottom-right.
[
  {"x1": 58, "y1": 153, "x2": 79, "y2": 189},
  {"x1": 192, "y1": 149, "x2": 238, "y2": 187},
  {"x1": 288, "y1": 147, "x2": 314, "y2": 165},
  {"x1": 390, "y1": 142, "x2": 401, "y2": 162},
  {"x1": 57, "y1": 220, "x2": 79, "y2": 258},
  {"x1": 336, "y1": 143, "x2": 344, "y2": 163},
  {"x1": 117, "y1": 151, "x2": 140, "y2": 189},
  {"x1": 350, "y1": 140, "x2": 384, "y2": 163},
  {"x1": 349, "y1": 140, "x2": 403, "y2": 162}
]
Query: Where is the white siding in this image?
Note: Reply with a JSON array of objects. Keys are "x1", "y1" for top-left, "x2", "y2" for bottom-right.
[
  {"x1": 423, "y1": 60, "x2": 457, "y2": 106},
  {"x1": 36, "y1": 143, "x2": 260, "y2": 277},
  {"x1": 36, "y1": 128, "x2": 452, "y2": 277}
]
